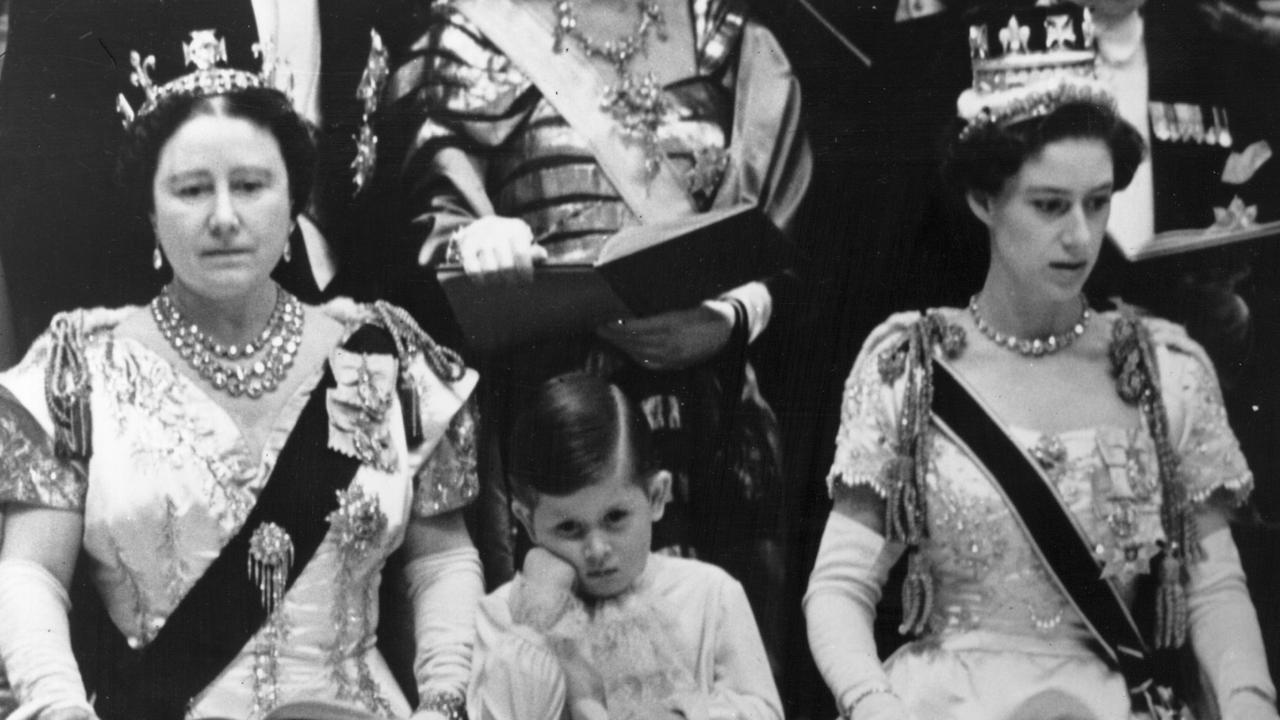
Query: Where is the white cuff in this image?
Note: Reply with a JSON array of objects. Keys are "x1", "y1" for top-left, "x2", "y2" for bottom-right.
[
  {"x1": 802, "y1": 512, "x2": 903, "y2": 717},
  {"x1": 710, "y1": 281, "x2": 772, "y2": 344},
  {"x1": 0, "y1": 559, "x2": 92, "y2": 719},
  {"x1": 406, "y1": 546, "x2": 484, "y2": 702}
]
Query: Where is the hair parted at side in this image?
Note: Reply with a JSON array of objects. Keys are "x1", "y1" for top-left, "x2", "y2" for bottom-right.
[
  {"x1": 118, "y1": 86, "x2": 317, "y2": 221},
  {"x1": 942, "y1": 100, "x2": 1147, "y2": 199},
  {"x1": 508, "y1": 373, "x2": 657, "y2": 509}
]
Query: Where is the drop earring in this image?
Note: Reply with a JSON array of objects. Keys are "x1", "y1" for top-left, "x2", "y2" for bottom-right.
[
  {"x1": 282, "y1": 240, "x2": 293, "y2": 263},
  {"x1": 153, "y1": 245, "x2": 163, "y2": 271}
]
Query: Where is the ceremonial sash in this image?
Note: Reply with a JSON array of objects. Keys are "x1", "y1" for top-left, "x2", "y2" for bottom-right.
[
  {"x1": 929, "y1": 359, "x2": 1183, "y2": 717},
  {"x1": 82, "y1": 327, "x2": 396, "y2": 720},
  {"x1": 450, "y1": 0, "x2": 697, "y2": 224}
]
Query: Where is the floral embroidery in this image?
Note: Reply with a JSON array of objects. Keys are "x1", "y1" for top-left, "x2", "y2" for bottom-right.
[
  {"x1": 413, "y1": 401, "x2": 480, "y2": 517},
  {"x1": 327, "y1": 349, "x2": 398, "y2": 473},
  {"x1": 326, "y1": 485, "x2": 393, "y2": 716},
  {"x1": 0, "y1": 402, "x2": 83, "y2": 509}
]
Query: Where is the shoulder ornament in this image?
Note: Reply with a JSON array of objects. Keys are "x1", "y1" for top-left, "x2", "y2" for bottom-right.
[{"x1": 1108, "y1": 311, "x2": 1194, "y2": 650}]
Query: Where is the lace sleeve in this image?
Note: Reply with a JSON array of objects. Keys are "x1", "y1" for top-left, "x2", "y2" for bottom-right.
[
  {"x1": 1153, "y1": 323, "x2": 1252, "y2": 507},
  {"x1": 826, "y1": 314, "x2": 917, "y2": 498}
]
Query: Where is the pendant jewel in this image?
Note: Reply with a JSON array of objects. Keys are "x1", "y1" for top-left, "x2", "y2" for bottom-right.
[
  {"x1": 553, "y1": 0, "x2": 670, "y2": 177},
  {"x1": 969, "y1": 294, "x2": 1091, "y2": 357},
  {"x1": 248, "y1": 521, "x2": 294, "y2": 615}
]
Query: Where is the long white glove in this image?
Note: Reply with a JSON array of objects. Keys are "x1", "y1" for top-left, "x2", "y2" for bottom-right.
[
  {"x1": 1187, "y1": 527, "x2": 1279, "y2": 720},
  {"x1": 405, "y1": 546, "x2": 483, "y2": 717},
  {"x1": 802, "y1": 512, "x2": 907, "y2": 720},
  {"x1": 0, "y1": 559, "x2": 94, "y2": 720}
]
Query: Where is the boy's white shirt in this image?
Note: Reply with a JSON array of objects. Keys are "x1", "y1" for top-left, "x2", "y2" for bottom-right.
[{"x1": 466, "y1": 553, "x2": 782, "y2": 720}]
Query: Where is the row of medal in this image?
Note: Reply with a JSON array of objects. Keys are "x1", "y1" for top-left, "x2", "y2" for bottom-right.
[{"x1": 1149, "y1": 101, "x2": 1233, "y2": 148}]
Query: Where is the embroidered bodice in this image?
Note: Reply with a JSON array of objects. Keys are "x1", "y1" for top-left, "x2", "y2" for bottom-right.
[
  {"x1": 0, "y1": 301, "x2": 479, "y2": 718},
  {"x1": 829, "y1": 310, "x2": 1252, "y2": 642}
]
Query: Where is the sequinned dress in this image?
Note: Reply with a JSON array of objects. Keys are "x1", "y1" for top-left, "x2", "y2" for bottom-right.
[
  {"x1": 350, "y1": 0, "x2": 810, "y2": 581},
  {"x1": 827, "y1": 310, "x2": 1254, "y2": 718},
  {"x1": 0, "y1": 300, "x2": 479, "y2": 719}
]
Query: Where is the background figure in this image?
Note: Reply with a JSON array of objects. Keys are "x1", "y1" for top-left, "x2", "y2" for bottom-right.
[
  {"x1": 340, "y1": 0, "x2": 811, "y2": 673},
  {"x1": 0, "y1": 0, "x2": 387, "y2": 353}
]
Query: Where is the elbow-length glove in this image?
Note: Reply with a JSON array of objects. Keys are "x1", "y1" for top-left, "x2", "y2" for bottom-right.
[
  {"x1": 1188, "y1": 526, "x2": 1279, "y2": 719},
  {"x1": 0, "y1": 559, "x2": 93, "y2": 719},
  {"x1": 802, "y1": 512, "x2": 907, "y2": 720},
  {"x1": 406, "y1": 546, "x2": 484, "y2": 718}
]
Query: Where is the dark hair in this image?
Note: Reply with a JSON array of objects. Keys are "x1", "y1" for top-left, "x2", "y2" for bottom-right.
[
  {"x1": 942, "y1": 101, "x2": 1146, "y2": 199},
  {"x1": 118, "y1": 86, "x2": 317, "y2": 219},
  {"x1": 508, "y1": 373, "x2": 657, "y2": 509}
]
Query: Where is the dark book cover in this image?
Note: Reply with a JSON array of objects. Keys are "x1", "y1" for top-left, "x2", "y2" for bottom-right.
[{"x1": 437, "y1": 203, "x2": 797, "y2": 352}]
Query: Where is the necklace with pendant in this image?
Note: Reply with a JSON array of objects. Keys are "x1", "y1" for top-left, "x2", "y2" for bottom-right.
[
  {"x1": 553, "y1": 0, "x2": 670, "y2": 176},
  {"x1": 969, "y1": 294, "x2": 1091, "y2": 357},
  {"x1": 152, "y1": 286, "x2": 304, "y2": 398}
]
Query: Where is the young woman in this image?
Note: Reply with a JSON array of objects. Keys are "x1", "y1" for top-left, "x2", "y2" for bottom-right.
[
  {"x1": 803, "y1": 30, "x2": 1279, "y2": 720},
  {"x1": 0, "y1": 33, "x2": 481, "y2": 720}
]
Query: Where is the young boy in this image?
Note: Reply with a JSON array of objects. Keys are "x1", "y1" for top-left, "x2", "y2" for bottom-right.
[{"x1": 466, "y1": 373, "x2": 782, "y2": 720}]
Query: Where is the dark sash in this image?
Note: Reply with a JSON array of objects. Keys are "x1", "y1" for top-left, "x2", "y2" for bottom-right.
[
  {"x1": 80, "y1": 327, "x2": 394, "y2": 720},
  {"x1": 929, "y1": 359, "x2": 1180, "y2": 715}
]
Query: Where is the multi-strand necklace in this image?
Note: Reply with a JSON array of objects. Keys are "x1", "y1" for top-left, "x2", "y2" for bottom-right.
[
  {"x1": 152, "y1": 286, "x2": 304, "y2": 398},
  {"x1": 969, "y1": 294, "x2": 1091, "y2": 357},
  {"x1": 553, "y1": 0, "x2": 670, "y2": 176}
]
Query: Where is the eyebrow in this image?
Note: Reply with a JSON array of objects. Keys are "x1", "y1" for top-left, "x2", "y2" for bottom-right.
[{"x1": 1024, "y1": 182, "x2": 1114, "y2": 194}]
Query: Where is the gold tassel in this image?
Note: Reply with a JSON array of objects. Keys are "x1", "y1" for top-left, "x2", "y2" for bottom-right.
[
  {"x1": 1155, "y1": 554, "x2": 1187, "y2": 649},
  {"x1": 898, "y1": 550, "x2": 933, "y2": 636}
]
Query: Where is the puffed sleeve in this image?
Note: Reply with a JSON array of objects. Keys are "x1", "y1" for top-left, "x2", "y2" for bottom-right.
[
  {"x1": 0, "y1": 328, "x2": 85, "y2": 511},
  {"x1": 411, "y1": 394, "x2": 479, "y2": 518},
  {"x1": 1149, "y1": 319, "x2": 1253, "y2": 507},
  {"x1": 826, "y1": 313, "x2": 919, "y2": 498},
  {"x1": 468, "y1": 590, "x2": 568, "y2": 720}
]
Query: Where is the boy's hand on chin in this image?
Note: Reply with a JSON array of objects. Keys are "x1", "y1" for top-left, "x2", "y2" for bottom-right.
[
  {"x1": 523, "y1": 547, "x2": 578, "y2": 590},
  {"x1": 512, "y1": 547, "x2": 581, "y2": 631}
]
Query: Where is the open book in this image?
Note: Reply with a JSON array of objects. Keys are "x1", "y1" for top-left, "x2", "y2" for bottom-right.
[{"x1": 437, "y1": 204, "x2": 797, "y2": 353}]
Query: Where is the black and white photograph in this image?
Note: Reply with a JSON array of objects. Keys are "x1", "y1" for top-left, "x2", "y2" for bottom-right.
[{"x1": 0, "y1": 0, "x2": 1278, "y2": 718}]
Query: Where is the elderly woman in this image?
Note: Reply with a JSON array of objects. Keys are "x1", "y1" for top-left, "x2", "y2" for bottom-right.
[
  {"x1": 804, "y1": 6, "x2": 1277, "y2": 720},
  {"x1": 0, "y1": 31, "x2": 481, "y2": 720}
]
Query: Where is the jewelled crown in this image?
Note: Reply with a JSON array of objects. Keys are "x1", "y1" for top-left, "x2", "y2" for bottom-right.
[
  {"x1": 116, "y1": 29, "x2": 292, "y2": 127},
  {"x1": 957, "y1": 4, "x2": 1114, "y2": 138}
]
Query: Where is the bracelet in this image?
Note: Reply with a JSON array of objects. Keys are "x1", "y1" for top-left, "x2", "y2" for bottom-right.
[
  {"x1": 843, "y1": 682, "x2": 897, "y2": 719},
  {"x1": 419, "y1": 688, "x2": 468, "y2": 720}
]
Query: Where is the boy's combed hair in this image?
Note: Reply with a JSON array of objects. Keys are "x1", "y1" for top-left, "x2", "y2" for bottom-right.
[{"x1": 509, "y1": 373, "x2": 656, "y2": 508}]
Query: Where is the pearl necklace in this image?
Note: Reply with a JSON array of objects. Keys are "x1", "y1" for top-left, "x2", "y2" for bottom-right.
[
  {"x1": 152, "y1": 287, "x2": 304, "y2": 398},
  {"x1": 968, "y1": 294, "x2": 1091, "y2": 357}
]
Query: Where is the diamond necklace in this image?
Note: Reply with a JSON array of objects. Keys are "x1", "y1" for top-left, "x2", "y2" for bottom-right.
[
  {"x1": 553, "y1": 0, "x2": 670, "y2": 176},
  {"x1": 152, "y1": 286, "x2": 304, "y2": 398},
  {"x1": 969, "y1": 294, "x2": 1091, "y2": 357}
]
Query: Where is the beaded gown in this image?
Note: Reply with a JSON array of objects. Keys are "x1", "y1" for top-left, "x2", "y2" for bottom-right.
[
  {"x1": 828, "y1": 310, "x2": 1253, "y2": 718},
  {"x1": 0, "y1": 300, "x2": 478, "y2": 719}
]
